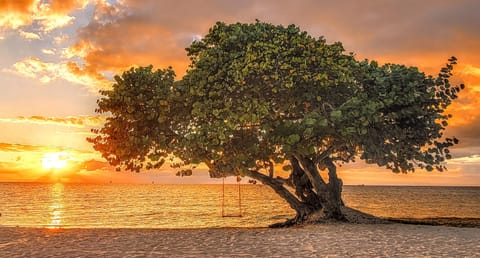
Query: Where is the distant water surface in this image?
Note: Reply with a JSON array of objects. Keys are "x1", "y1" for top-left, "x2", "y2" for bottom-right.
[{"x1": 0, "y1": 183, "x2": 478, "y2": 228}]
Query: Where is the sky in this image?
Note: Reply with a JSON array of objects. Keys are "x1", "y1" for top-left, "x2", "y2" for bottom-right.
[{"x1": 0, "y1": 0, "x2": 479, "y2": 186}]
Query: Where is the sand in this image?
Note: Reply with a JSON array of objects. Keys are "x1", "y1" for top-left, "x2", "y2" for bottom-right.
[{"x1": 1, "y1": 223, "x2": 479, "y2": 257}]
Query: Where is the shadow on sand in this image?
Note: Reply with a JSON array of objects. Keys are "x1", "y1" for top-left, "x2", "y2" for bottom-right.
[{"x1": 273, "y1": 206, "x2": 480, "y2": 228}]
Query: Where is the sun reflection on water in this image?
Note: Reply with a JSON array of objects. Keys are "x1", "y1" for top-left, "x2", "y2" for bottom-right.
[{"x1": 47, "y1": 183, "x2": 64, "y2": 229}]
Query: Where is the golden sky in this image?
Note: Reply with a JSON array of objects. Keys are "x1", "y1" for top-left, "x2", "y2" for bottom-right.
[{"x1": 0, "y1": 0, "x2": 479, "y2": 185}]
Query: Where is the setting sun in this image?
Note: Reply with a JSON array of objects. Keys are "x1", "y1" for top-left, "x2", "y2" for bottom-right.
[{"x1": 42, "y1": 152, "x2": 69, "y2": 170}]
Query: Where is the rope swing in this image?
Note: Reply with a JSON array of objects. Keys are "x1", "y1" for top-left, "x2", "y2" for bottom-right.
[{"x1": 221, "y1": 176, "x2": 243, "y2": 217}]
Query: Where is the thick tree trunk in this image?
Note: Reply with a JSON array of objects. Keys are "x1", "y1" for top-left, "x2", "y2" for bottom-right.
[
  {"x1": 294, "y1": 155, "x2": 346, "y2": 221},
  {"x1": 322, "y1": 159, "x2": 346, "y2": 220},
  {"x1": 290, "y1": 157, "x2": 323, "y2": 210},
  {"x1": 295, "y1": 155, "x2": 326, "y2": 195}
]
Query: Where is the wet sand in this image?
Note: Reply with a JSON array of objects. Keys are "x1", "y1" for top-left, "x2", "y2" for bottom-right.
[{"x1": 1, "y1": 223, "x2": 479, "y2": 257}]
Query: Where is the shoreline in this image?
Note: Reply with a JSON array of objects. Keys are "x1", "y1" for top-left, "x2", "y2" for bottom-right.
[
  {"x1": 1, "y1": 223, "x2": 479, "y2": 257},
  {"x1": 2, "y1": 216, "x2": 479, "y2": 230},
  {"x1": 2, "y1": 212, "x2": 480, "y2": 229}
]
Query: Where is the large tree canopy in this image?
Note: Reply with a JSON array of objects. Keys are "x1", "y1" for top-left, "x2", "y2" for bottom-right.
[{"x1": 88, "y1": 21, "x2": 463, "y2": 224}]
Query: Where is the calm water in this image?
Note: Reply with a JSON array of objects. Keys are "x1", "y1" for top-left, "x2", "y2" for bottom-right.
[{"x1": 0, "y1": 183, "x2": 479, "y2": 228}]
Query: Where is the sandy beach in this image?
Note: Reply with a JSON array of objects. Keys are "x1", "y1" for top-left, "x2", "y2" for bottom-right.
[{"x1": 1, "y1": 223, "x2": 479, "y2": 257}]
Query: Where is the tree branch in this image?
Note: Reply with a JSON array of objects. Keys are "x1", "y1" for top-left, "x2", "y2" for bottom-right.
[
  {"x1": 295, "y1": 155, "x2": 326, "y2": 194},
  {"x1": 243, "y1": 169, "x2": 307, "y2": 214},
  {"x1": 313, "y1": 146, "x2": 334, "y2": 165},
  {"x1": 267, "y1": 160, "x2": 274, "y2": 178},
  {"x1": 275, "y1": 176, "x2": 293, "y2": 187}
]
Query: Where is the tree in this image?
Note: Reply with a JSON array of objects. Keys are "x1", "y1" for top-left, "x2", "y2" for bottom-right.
[{"x1": 88, "y1": 21, "x2": 464, "y2": 225}]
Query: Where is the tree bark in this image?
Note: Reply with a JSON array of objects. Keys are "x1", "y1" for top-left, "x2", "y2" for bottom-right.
[
  {"x1": 295, "y1": 155, "x2": 326, "y2": 194},
  {"x1": 322, "y1": 158, "x2": 346, "y2": 220},
  {"x1": 290, "y1": 157, "x2": 323, "y2": 209},
  {"x1": 294, "y1": 155, "x2": 346, "y2": 221}
]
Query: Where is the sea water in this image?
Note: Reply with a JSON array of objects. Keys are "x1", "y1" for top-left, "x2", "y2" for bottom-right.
[{"x1": 0, "y1": 183, "x2": 478, "y2": 228}]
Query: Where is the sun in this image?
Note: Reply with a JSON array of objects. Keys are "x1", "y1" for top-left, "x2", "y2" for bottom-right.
[{"x1": 42, "y1": 152, "x2": 69, "y2": 170}]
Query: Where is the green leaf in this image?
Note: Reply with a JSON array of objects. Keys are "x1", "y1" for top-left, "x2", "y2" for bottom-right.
[
  {"x1": 305, "y1": 118, "x2": 316, "y2": 126},
  {"x1": 287, "y1": 134, "x2": 301, "y2": 144},
  {"x1": 318, "y1": 118, "x2": 328, "y2": 127},
  {"x1": 304, "y1": 128, "x2": 314, "y2": 137},
  {"x1": 330, "y1": 110, "x2": 342, "y2": 121}
]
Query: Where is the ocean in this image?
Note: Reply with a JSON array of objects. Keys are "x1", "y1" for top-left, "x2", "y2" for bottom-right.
[{"x1": 0, "y1": 183, "x2": 479, "y2": 228}]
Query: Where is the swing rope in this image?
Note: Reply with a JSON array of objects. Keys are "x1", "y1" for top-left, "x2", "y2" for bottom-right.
[{"x1": 221, "y1": 176, "x2": 243, "y2": 217}]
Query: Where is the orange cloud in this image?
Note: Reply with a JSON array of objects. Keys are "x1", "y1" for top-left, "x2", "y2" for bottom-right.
[
  {"x1": 0, "y1": 115, "x2": 105, "y2": 127},
  {"x1": 446, "y1": 64, "x2": 480, "y2": 128},
  {"x1": 63, "y1": 61, "x2": 111, "y2": 92},
  {"x1": 80, "y1": 159, "x2": 110, "y2": 171},
  {"x1": 7, "y1": 57, "x2": 110, "y2": 92},
  {"x1": 62, "y1": 40, "x2": 96, "y2": 58},
  {"x1": 0, "y1": 0, "x2": 92, "y2": 32},
  {"x1": 0, "y1": 0, "x2": 37, "y2": 29},
  {"x1": 36, "y1": 12, "x2": 74, "y2": 31},
  {"x1": 71, "y1": 19, "x2": 189, "y2": 76},
  {"x1": 65, "y1": 0, "x2": 226, "y2": 78},
  {"x1": 0, "y1": 142, "x2": 47, "y2": 152}
]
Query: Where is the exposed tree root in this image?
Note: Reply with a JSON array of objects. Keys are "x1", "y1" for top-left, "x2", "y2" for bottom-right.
[{"x1": 269, "y1": 206, "x2": 390, "y2": 228}]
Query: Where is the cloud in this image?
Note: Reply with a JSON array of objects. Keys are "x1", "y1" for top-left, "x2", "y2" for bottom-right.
[
  {"x1": 0, "y1": 0, "x2": 37, "y2": 30},
  {"x1": 0, "y1": 142, "x2": 93, "y2": 155},
  {"x1": 64, "y1": 0, "x2": 480, "y2": 145},
  {"x1": 63, "y1": 0, "x2": 480, "y2": 82},
  {"x1": 61, "y1": 39, "x2": 96, "y2": 58},
  {"x1": 0, "y1": 0, "x2": 92, "y2": 32},
  {"x1": 80, "y1": 159, "x2": 110, "y2": 171},
  {"x1": 0, "y1": 142, "x2": 41, "y2": 152},
  {"x1": 463, "y1": 64, "x2": 480, "y2": 77},
  {"x1": 70, "y1": 18, "x2": 188, "y2": 76},
  {"x1": 421, "y1": 63, "x2": 480, "y2": 157},
  {"x1": 65, "y1": 0, "x2": 256, "y2": 77},
  {"x1": 446, "y1": 64, "x2": 480, "y2": 128},
  {"x1": 0, "y1": 142, "x2": 63, "y2": 154},
  {"x1": 41, "y1": 48, "x2": 55, "y2": 55},
  {"x1": 448, "y1": 155, "x2": 480, "y2": 165},
  {"x1": 53, "y1": 34, "x2": 70, "y2": 44},
  {"x1": 0, "y1": 115, "x2": 105, "y2": 128},
  {"x1": 6, "y1": 57, "x2": 110, "y2": 92},
  {"x1": 246, "y1": 1, "x2": 480, "y2": 60},
  {"x1": 18, "y1": 29, "x2": 41, "y2": 40}
]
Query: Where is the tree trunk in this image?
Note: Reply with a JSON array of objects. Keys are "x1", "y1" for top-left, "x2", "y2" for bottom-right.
[
  {"x1": 242, "y1": 157, "x2": 346, "y2": 226},
  {"x1": 295, "y1": 155, "x2": 326, "y2": 195},
  {"x1": 322, "y1": 158, "x2": 346, "y2": 220},
  {"x1": 294, "y1": 156, "x2": 346, "y2": 221},
  {"x1": 290, "y1": 157, "x2": 323, "y2": 210}
]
